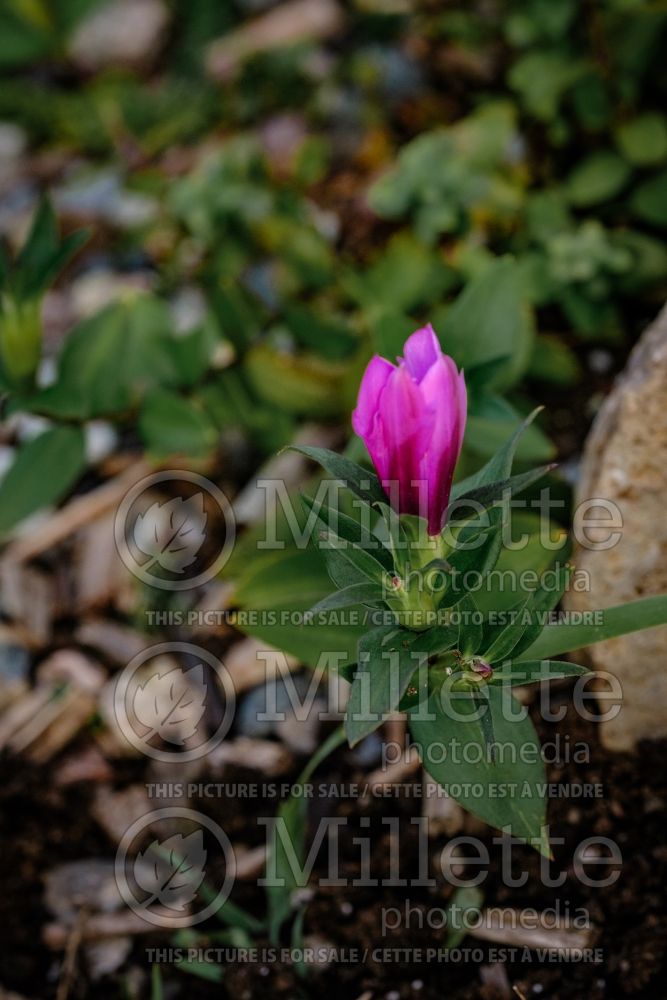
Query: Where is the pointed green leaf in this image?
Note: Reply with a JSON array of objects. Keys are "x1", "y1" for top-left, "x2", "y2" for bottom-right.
[
  {"x1": 451, "y1": 464, "x2": 555, "y2": 518},
  {"x1": 510, "y1": 564, "x2": 572, "y2": 658},
  {"x1": 452, "y1": 407, "x2": 543, "y2": 498},
  {"x1": 287, "y1": 445, "x2": 386, "y2": 506},
  {"x1": 482, "y1": 595, "x2": 533, "y2": 663},
  {"x1": 410, "y1": 685, "x2": 547, "y2": 849},
  {"x1": 301, "y1": 493, "x2": 392, "y2": 569},
  {"x1": 517, "y1": 595, "x2": 667, "y2": 661},
  {"x1": 346, "y1": 634, "x2": 423, "y2": 745},
  {"x1": 267, "y1": 727, "x2": 345, "y2": 942},
  {"x1": 0, "y1": 426, "x2": 86, "y2": 536},
  {"x1": 309, "y1": 583, "x2": 385, "y2": 614},
  {"x1": 456, "y1": 594, "x2": 483, "y2": 656},
  {"x1": 489, "y1": 660, "x2": 591, "y2": 685}
]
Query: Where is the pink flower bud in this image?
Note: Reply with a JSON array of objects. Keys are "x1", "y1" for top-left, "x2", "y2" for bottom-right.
[
  {"x1": 471, "y1": 658, "x2": 493, "y2": 679},
  {"x1": 352, "y1": 325, "x2": 467, "y2": 535}
]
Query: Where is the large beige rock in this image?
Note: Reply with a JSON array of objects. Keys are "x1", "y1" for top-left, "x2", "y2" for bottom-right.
[{"x1": 565, "y1": 305, "x2": 667, "y2": 749}]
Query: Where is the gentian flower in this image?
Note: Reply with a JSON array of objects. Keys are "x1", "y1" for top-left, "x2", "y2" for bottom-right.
[{"x1": 352, "y1": 324, "x2": 467, "y2": 536}]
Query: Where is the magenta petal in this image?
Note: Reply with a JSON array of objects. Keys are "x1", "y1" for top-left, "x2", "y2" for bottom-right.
[
  {"x1": 419, "y1": 357, "x2": 467, "y2": 533},
  {"x1": 352, "y1": 323, "x2": 467, "y2": 534},
  {"x1": 378, "y1": 366, "x2": 430, "y2": 516},
  {"x1": 351, "y1": 355, "x2": 394, "y2": 438},
  {"x1": 455, "y1": 366, "x2": 467, "y2": 453},
  {"x1": 402, "y1": 324, "x2": 441, "y2": 382}
]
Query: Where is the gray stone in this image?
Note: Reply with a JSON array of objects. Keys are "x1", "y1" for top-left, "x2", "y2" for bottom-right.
[{"x1": 565, "y1": 303, "x2": 667, "y2": 749}]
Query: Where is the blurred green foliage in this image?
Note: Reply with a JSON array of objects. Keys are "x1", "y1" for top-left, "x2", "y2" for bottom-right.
[{"x1": 0, "y1": 0, "x2": 665, "y2": 538}]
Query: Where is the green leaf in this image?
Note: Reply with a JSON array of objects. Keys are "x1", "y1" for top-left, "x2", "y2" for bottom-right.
[
  {"x1": 370, "y1": 311, "x2": 417, "y2": 362},
  {"x1": 139, "y1": 389, "x2": 218, "y2": 457},
  {"x1": 436, "y1": 259, "x2": 533, "y2": 389},
  {"x1": 345, "y1": 233, "x2": 456, "y2": 314},
  {"x1": 267, "y1": 727, "x2": 345, "y2": 941},
  {"x1": 510, "y1": 564, "x2": 572, "y2": 658},
  {"x1": 465, "y1": 355, "x2": 513, "y2": 394},
  {"x1": 466, "y1": 392, "x2": 556, "y2": 463},
  {"x1": 15, "y1": 198, "x2": 87, "y2": 299},
  {"x1": 300, "y1": 493, "x2": 392, "y2": 569},
  {"x1": 151, "y1": 965, "x2": 164, "y2": 1000},
  {"x1": 309, "y1": 583, "x2": 384, "y2": 614},
  {"x1": 168, "y1": 319, "x2": 222, "y2": 388},
  {"x1": 410, "y1": 685, "x2": 548, "y2": 849},
  {"x1": 452, "y1": 407, "x2": 543, "y2": 498},
  {"x1": 472, "y1": 687, "x2": 497, "y2": 763},
  {"x1": 286, "y1": 305, "x2": 357, "y2": 361},
  {"x1": 320, "y1": 547, "x2": 365, "y2": 590},
  {"x1": 25, "y1": 297, "x2": 181, "y2": 420},
  {"x1": 490, "y1": 660, "x2": 590, "y2": 685},
  {"x1": 451, "y1": 464, "x2": 555, "y2": 518},
  {"x1": 16, "y1": 198, "x2": 57, "y2": 275},
  {"x1": 456, "y1": 594, "x2": 483, "y2": 656},
  {"x1": 509, "y1": 51, "x2": 585, "y2": 120},
  {"x1": 232, "y1": 544, "x2": 365, "y2": 668},
  {"x1": 616, "y1": 114, "x2": 667, "y2": 167},
  {"x1": 0, "y1": 6, "x2": 50, "y2": 70},
  {"x1": 518, "y1": 595, "x2": 667, "y2": 661},
  {"x1": 566, "y1": 151, "x2": 631, "y2": 207},
  {"x1": 244, "y1": 341, "x2": 348, "y2": 419},
  {"x1": 444, "y1": 887, "x2": 484, "y2": 949},
  {"x1": 631, "y1": 170, "x2": 667, "y2": 226},
  {"x1": 482, "y1": 595, "x2": 534, "y2": 662},
  {"x1": 527, "y1": 335, "x2": 581, "y2": 386},
  {"x1": 0, "y1": 426, "x2": 85, "y2": 536},
  {"x1": 346, "y1": 632, "x2": 421, "y2": 746},
  {"x1": 306, "y1": 487, "x2": 390, "y2": 590},
  {"x1": 179, "y1": 962, "x2": 224, "y2": 983},
  {"x1": 288, "y1": 445, "x2": 386, "y2": 506}
]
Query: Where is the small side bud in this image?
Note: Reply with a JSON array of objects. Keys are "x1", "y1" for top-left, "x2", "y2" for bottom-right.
[{"x1": 471, "y1": 658, "x2": 493, "y2": 680}]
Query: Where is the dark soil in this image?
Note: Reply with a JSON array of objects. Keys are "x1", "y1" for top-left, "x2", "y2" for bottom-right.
[{"x1": 2, "y1": 686, "x2": 666, "y2": 999}]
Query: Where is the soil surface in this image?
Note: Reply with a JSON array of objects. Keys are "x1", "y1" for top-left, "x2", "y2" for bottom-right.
[{"x1": 2, "y1": 689, "x2": 666, "y2": 999}]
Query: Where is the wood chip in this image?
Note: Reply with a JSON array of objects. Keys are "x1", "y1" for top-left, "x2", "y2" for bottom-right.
[
  {"x1": 207, "y1": 736, "x2": 293, "y2": 776},
  {"x1": 231, "y1": 423, "x2": 339, "y2": 526},
  {"x1": 37, "y1": 649, "x2": 106, "y2": 693},
  {"x1": 207, "y1": 0, "x2": 345, "y2": 80},
  {"x1": 26, "y1": 690, "x2": 98, "y2": 763},
  {"x1": 223, "y1": 638, "x2": 298, "y2": 695},
  {"x1": 75, "y1": 619, "x2": 148, "y2": 664},
  {"x1": 364, "y1": 746, "x2": 421, "y2": 793},
  {"x1": 190, "y1": 581, "x2": 236, "y2": 636},
  {"x1": 422, "y1": 773, "x2": 465, "y2": 836},
  {"x1": 479, "y1": 962, "x2": 511, "y2": 999},
  {"x1": 73, "y1": 511, "x2": 130, "y2": 611},
  {"x1": 470, "y1": 908, "x2": 594, "y2": 952},
  {"x1": 54, "y1": 746, "x2": 115, "y2": 787},
  {"x1": 0, "y1": 561, "x2": 58, "y2": 644},
  {"x1": 44, "y1": 908, "x2": 186, "y2": 949},
  {"x1": 91, "y1": 785, "x2": 153, "y2": 845},
  {"x1": 233, "y1": 844, "x2": 267, "y2": 881}
]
